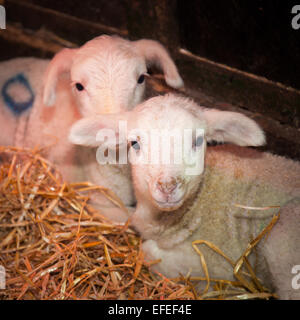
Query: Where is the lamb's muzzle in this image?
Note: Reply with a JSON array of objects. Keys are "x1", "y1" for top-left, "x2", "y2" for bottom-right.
[{"x1": 150, "y1": 175, "x2": 186, "y2": 211}]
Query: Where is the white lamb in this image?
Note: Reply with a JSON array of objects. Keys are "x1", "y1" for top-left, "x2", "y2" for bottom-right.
[
  {"x1": 69, "y1": 94, "x2": 300, "y2": 299},
  {"x1": 0, "y1": 35, "x2": 183, "y2": 220}
]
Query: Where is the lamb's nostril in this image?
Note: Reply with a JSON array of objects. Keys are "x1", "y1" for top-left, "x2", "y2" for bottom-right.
[
  {"x1": 156, "y1": 180, "x2": 163, "y2": 192},
  {"x1": 157, "y1": 178, "x2": 178, "y2": 194}
]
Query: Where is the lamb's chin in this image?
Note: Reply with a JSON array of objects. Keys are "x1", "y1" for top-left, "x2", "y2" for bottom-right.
[{"x1": 152, "y1": 198, "x2": 184, "y2": 212}]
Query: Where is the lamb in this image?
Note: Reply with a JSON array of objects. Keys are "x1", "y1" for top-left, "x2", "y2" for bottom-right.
[
  {"x1": 69, "y1": 93, "x2": 300, "y2": 299},
  {"x1": 0, "y1": 35, "x2": 183, "y2": 221}
]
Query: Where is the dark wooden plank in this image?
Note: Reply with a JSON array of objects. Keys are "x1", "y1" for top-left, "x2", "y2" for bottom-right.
[
  {"x1": 0, "y1": 24, "x2": 64, "y2": 60},
  {"x1": 178, "y1": 49, "x2": 300, "y2": 129},
  {"x1": 25, "y1": 0, "x2": 128, "y2": 30},
  {"x1": 5, "y1": 0, "x2": 127, "y2": 46}
]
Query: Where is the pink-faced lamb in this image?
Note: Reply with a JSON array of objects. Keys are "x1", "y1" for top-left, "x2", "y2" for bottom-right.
[
  {"x1": 0, "y1": 35, "x2": 183, "y2": 221},
  {"x1": 69, "y1": 94, "x2": 300, "y2": 299}
]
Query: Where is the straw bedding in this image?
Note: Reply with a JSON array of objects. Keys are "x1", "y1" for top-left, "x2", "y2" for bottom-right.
[{"x1": 0, "y1": 146, "x2": 278, "y2": 300}]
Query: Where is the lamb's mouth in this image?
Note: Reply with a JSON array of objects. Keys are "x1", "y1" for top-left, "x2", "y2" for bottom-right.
[{"x1": 153, "y1": 198, "x2": 184, "y2": 211}]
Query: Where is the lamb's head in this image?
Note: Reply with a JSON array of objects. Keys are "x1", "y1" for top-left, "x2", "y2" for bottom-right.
[
  {"x1": 42, "y1": 35, "x2": 183, "y2": 116},
  {"x1": 69, "y1": 94, "x2": 265, "y2": 212}
]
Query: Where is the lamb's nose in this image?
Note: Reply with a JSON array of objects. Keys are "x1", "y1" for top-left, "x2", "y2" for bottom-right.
[{"x1": 157, "y1": 177, "x2": 178, "y2": 194}]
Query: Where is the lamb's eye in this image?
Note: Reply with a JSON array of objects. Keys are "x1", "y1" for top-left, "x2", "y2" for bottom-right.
[
  {"x1": 137, "y1": 74, "x2": 145, "y2": 84},
  {"x1": 195, "y1": 136, "x2": 204, "y2": 148},
  {"x1": 131, "y1": 141, "x2": 140, "y2": 150},
  {"x1": 75, "y1": 83, "x2": 84, "y2": 91}
]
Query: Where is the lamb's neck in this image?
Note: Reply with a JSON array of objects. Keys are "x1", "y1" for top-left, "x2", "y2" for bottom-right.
[{"x1": 130, "y1": 201, "x2": 161, "y2": 239}]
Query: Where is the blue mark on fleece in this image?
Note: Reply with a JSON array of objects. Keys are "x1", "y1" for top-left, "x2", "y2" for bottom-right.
[{"x1": 2, "y1": 73, "x2": 34, "y2": 115}]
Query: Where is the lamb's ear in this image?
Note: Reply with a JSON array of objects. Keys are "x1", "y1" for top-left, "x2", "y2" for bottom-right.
[
  {"x1": 43, "y1": 48, "x2": 77, "y2": 106},
  {"x1": 133, "y1": 39, "x2": 184, "y2": 89},
  {"x1": 69, "y1": 113, "x2": 130, "y2": 147},
  {"x1": 203, "y1": 109, "x2": 265, "y2": 146}
]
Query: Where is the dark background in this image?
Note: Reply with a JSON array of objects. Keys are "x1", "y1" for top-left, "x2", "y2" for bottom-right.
[{"x1": 178, "y1": 0, "x2": 300, "y2": 91}]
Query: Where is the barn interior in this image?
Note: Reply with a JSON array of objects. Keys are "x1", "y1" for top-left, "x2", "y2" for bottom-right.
[{"x1": 0, "y1": 0, "x2": 299, "y2": 301}]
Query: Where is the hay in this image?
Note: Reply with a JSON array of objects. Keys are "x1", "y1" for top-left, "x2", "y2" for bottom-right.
[{"x1": 0, "y1": 146, "x2": 278, "y2": 300}]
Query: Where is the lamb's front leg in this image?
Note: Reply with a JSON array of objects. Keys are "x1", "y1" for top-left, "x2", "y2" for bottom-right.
[
  {"x1": 261, "y1": 198, "x2": 300, "y2": 300},
  {"x1": 142, "y1": 239, "x2": 198, "y2": 279}
]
